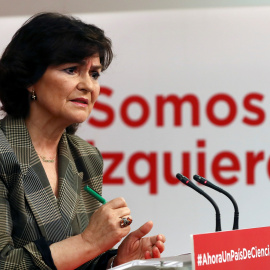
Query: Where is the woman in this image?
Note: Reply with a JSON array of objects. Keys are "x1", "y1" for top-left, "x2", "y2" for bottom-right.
[{"x1": 0, "y1": 12, "x2": 165, "y2": 269}]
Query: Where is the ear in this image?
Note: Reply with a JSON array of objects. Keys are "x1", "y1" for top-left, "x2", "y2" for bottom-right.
[{"x1": 27, "y1": 86, "x2": 33, "y2": 93}]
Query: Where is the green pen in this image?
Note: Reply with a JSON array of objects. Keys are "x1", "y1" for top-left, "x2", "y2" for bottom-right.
[{"x1": 84, "y1": 185, "x2": 107, "y2": 204}]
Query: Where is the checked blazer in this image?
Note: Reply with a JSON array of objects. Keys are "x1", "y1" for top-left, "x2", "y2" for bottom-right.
[{"x1": 0, "y1": 116, "x2": 106, "y2": 269}]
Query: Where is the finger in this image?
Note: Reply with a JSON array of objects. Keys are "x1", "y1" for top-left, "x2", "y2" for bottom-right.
[
  {"x1": 120, "y1": 215, "x2": 132, "y2": 220},
  {"x1": 148, "y1": 235, "x2": 160, "y2": 246},
  {"x1": 95, "y1": 205, "x2": 130, "y2": 224},
  {"x1": 155, "y1": 240, "x2": 165, "y2": 253},
  {"x1": 148, "y1": 234, "x2": 166, "y2": 247},
  {"x1": 120, "y1": 224, "x2": 131, "y2": 235},
  {"x1": 144, "y1": 250, "x2": 152, "y2": 259},
  {"x1": 130, "y1": 221, "x2": 153, "y2": 240},
  {"x1": 152, "y1": 246, "x2": 161, "y2": 258},
  {"x1": 156, "y1": 234, "x2": 166, "y2": 243},
  {"x1": 114, "y1": 207, "x2": 131, "y2": 218},
  {"x1": 107, "y1": 197, "x2": 128, "y2": 209}
]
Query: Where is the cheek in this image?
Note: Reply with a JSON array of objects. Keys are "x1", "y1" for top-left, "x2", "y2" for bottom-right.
[{"x1": 92, "y1": 87, "x2": 100, "y2": 103}]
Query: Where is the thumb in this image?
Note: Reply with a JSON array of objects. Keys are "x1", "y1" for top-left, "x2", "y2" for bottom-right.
[{"x1": 129, "y1": 221, "x2": 153, "y2": 240}]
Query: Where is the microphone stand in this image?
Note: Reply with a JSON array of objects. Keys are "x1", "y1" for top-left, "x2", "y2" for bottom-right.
[
  {"x1": 193, "y1": 175, "x2": 239, "y2": 230},
  {"x1": 176, "y1": 173, "x2": 222, "y2": 232}
]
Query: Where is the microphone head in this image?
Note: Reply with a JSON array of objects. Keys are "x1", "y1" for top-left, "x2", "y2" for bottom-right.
[
  {"x1": 193, "y1": 174, "x2": 205, "y2": 184},
  {"x1": 176, "y1": 173, "x2": 189, "y2": 184}
]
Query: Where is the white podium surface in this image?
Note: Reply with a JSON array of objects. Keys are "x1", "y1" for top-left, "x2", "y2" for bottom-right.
[{"x1": 111, "y1": 254, "x2": 192, "y2": 270}]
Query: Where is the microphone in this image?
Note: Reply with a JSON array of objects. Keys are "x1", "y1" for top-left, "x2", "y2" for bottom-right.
[
  {"x1": 176, "y1": 173, "x2": 221, "y2": 232},
  {"x1": 193, "y1": 175, "x2": 239, "y2": 230}
]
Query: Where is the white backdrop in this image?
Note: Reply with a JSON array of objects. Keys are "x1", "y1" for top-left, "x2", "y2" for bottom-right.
[{"x1": 1, "y1": 6, "x2": 270, "y2": 257}]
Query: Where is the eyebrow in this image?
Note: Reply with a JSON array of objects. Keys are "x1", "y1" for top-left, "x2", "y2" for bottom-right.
[
  {"x1": 91, "y1": 64, "x2": 103, "y2": 70},
  {"x1": 79, "y1": 60, "x2": 103, "y2": 70}
]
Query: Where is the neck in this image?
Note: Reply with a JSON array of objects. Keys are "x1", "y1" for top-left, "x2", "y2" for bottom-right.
[{"x1": 25, "y1": 117, "x2": 64, "y2": 158}]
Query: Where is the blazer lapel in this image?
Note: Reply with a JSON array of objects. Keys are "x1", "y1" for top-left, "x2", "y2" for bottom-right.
[
  {"x1": 57, "y1": 133, "x2": 83, "y2": 234},
  {"x1": 1, "y1": 117, "x2": 67, "y2": 241}
]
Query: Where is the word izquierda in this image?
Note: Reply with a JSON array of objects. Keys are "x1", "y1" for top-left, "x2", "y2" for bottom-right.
[{"x1": 87, "y1": 139, "x2": 270, "y2": 195}]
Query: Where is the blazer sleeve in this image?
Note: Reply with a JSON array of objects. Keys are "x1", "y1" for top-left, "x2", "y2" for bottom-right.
[{"x1": 0, "y1": 175, "x2": 52, "y2": 269}]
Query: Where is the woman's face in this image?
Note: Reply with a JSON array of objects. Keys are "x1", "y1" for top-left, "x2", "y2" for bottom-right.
[{"x1": 29, "y1": 54, "x2": 102, "y2": 128}]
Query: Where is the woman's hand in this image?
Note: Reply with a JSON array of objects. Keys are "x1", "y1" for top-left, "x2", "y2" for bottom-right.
[
  {"x1": 114, "y1": 221, "x2": 166, "y2": 266},
  {"x1": 81, "y1": 197, "x2": 131, "y2": 256}
]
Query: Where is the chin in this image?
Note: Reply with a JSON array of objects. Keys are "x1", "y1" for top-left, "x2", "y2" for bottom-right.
[
  {"x1": 71, "y1": 114, "x2": 89, "y2": 124},
  {"x1": 72, "y1": 119, "x2": 87, "y2": 125}
]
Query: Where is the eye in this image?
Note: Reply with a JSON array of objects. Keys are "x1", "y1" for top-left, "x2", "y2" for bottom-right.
[
  {"x1": 91, "y1": 71, "x2": 100, "y2": 80},
  {"x1": 63, "y1": 66, "x2": 78, "y2": 75}
]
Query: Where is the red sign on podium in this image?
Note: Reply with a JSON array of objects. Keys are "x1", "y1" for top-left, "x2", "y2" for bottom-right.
[{"x1": 191, "y1": 226, "x2": 270, "y2": 269}]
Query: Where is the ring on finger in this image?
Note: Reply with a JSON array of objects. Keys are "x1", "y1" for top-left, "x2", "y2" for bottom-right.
[{"x1": 120, "y1": 217, "x2": 132, "y2": 228}]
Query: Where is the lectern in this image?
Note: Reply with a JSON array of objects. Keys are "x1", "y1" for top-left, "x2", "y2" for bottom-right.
[
  {"x1": 112, "y1": 226, "x2": 270, "y2": 269},
  {"x1": 111, "y1": 253, "x2": 192, "y2": 269}
]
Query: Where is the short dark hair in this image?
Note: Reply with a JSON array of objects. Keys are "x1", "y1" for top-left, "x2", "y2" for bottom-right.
[{"x1": 0, "y1": 12, "x2": 113, "y2": 133}]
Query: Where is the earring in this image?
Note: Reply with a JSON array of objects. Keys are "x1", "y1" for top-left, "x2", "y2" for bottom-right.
[{"x1": 31, "y1": 89, "x2": 36, "y2": 100}]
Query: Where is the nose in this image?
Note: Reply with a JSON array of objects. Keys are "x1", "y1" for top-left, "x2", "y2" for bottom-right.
[{"x1": 77, "y1": 75, "x2": 93, "y2": 92}]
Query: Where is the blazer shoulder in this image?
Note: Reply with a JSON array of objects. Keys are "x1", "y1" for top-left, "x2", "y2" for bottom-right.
[
  {"x1": 66, "y1": 134, "x2": 104, "y2": 183},
  {"x1": 0, "y1": 125, "x2": 17, "y2": 160},
  {"x1": 0, "y1": 125, "x2": 22, "y2": 188},
  {"x1": 66, "y1": 133, "x2": 102, "y2": 158}
]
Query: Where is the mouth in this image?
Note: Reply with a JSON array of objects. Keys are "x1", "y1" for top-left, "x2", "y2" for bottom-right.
[
  {"x1": 71, "y1": 98, "x2": 89, "y2": 105},
  {"x1": 71, "y1": 98, "x2": 89, "y2": 108}
]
